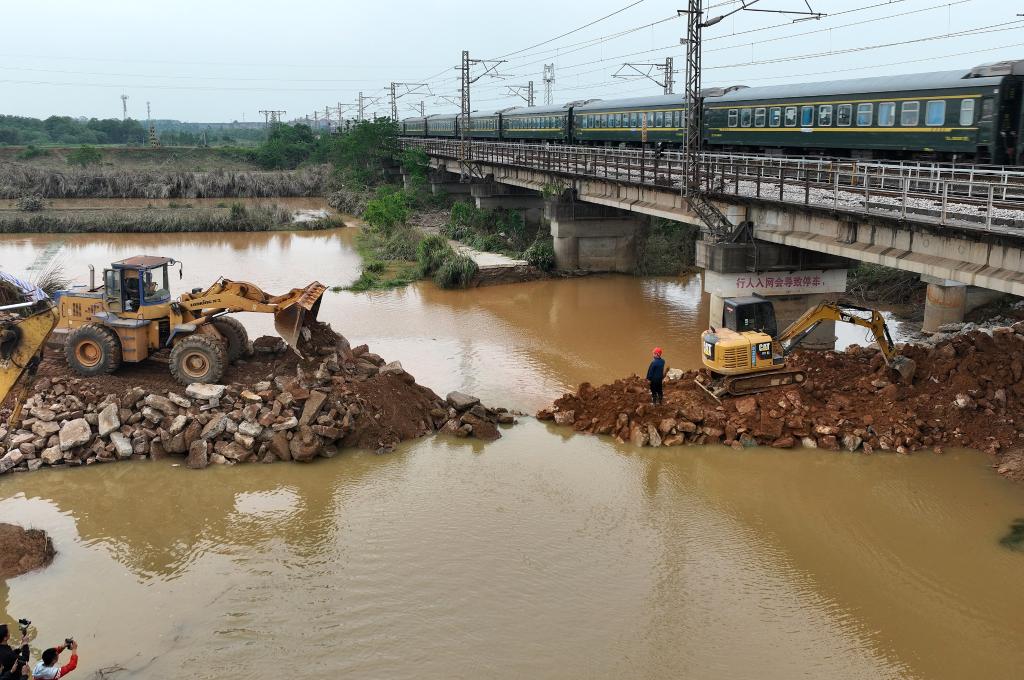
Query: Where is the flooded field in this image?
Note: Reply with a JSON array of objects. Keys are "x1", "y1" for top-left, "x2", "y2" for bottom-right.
[{"x1": 0, "y1": 227, "x2": 1021, "y2": 679}]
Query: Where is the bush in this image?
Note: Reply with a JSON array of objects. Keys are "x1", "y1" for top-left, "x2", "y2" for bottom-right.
[
  {"x1": 417, "y1": 234, "x2": 455, "y2": 276},
  {"x1": 229, "y1": 202, "x2": 247, "y2": 221},
  {"x1": 634, "y1": 218, "x2": 701, "y2": 276},
  {"x1": 525, "y1": 238, "x2": 556, "y2": 272},
  {"x1": 433, "y1": 253, "x2": 478, "y2": 289},
  {"x1": 15, "y1": 195, "x2": 44, "y2": 212},
  {"x1": 364, "y1": 259, "x2": 385, "y2": 274},
  {"x1": 362, "y1": 186, "x2": 409, "y2": 230},
  {"x1": 16, "y1": 145, "x2": 48, "y2": 160},
  {"x1": 66, "y1": 145, "x2": 102, "y2": 167}
]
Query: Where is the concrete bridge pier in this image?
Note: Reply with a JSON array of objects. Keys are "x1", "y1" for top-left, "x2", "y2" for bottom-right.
[
  {"x1": 470, "y1": 182, "x2": 544, "y2": 224},
  {"x1": 545, "y1": 199, "x2": 646, "y2": 273},
  {"x1": 922, "y1": 276, "x2": 967, "y2": 333},
  {"x1": 428, "y1": 170, "x2": 472, "y2": 196},
  {"x1": 698, "y1": 240, "x2": 850, "y2": 350}
]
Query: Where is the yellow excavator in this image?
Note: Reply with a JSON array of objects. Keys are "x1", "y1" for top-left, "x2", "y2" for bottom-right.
[
  {"x1": 695, "y1": 296, "x2": 916, "y2": 399},
  {"x1": 1, "y1": 295, "x2": 60, "y2": 426},
  {"x1": 53, "y1": 256, "x2": 326, "y2": 385}
]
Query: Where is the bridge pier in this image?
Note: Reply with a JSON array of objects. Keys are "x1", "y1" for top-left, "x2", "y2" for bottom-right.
[
  {"x1": 427, "y1": 170, "x2": 472, "y2": 196},
  {"x1": 470, "y1": 182, "x2": 544, "y2": 224},
  {"x1": 922, "y1": 276, "x2": 967, "y2": 333},
  {"x1": 698, "y1": 240, "x2": 850, "y2": 350},
  {"x1": 546, "y1": 199, "x2": 645, "y2": 273}
]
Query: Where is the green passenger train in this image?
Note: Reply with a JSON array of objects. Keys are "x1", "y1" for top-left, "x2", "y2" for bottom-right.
[{"x1": 399, "y1": 59, "x2": 1023, "y2": 165}]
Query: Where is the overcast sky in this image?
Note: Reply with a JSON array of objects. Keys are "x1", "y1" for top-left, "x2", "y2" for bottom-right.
[{"x1": 1, "y1": 0, "x2": 1021, "y2": 122}]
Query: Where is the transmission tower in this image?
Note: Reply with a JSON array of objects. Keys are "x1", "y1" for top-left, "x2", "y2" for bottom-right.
[
  {"x1": 542, "y1": 64, "x2": 555, "y2": 105},
  {"x1": 389, "y1": 82, "x2": 430, "y2": 121},
  {"x1": 120, "y1": 94, "x2": 128, "y2": 121},
  {"x1": 146, "y1": 101, "x2": 159, "y2": 147}
]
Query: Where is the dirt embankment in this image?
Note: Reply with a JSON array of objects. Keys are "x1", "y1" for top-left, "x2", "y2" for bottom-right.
[
  {"x1": 0, "y1": 322, "x2": 514, "y2": 475},
  {"x1": 0, "y1": 524, "x2": 54, "y2": 579},
  {"x1": 539, "y1": 323, "x2": 1024, "y2": 482}
]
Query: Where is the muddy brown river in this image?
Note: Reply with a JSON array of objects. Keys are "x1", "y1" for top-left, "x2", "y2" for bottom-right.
[{"x1": 1, "y1": 224, "x2": 1022, "y2": 679}]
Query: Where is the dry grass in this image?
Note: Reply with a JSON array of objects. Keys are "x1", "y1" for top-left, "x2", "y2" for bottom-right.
[
  {"x1": 0, "y1": 163, "x2": 329, "y2": 199},
  {"x1": 0, "y1": 204, "x2": 298, "y2": 234}
]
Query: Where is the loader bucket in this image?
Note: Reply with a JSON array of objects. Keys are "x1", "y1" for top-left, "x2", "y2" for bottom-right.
[{"x1": 273, "y1": 281, "x2": 326, "y2": 354}]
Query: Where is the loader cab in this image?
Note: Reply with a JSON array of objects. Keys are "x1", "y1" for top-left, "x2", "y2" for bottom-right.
[
  {"x1": 105, "y1": 256, "x2": 174, "y2": 314},
  {"x1": 721, "y1": 296, "x2": 778, "y2": 338}
]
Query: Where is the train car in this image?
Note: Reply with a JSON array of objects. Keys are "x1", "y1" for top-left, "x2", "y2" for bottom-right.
[
  {"x1": 401, "y1": 116, "x2": 427, "y2": 137},
  {"x1": 704, "y1": 60, "x2": 1024, "y2": 164},
  {"x1": 501, "y1": 104, "x2": 571, "y2": 142},
  {"x1": 573, "y1": 95, "x2": 686, "y2": 146},
  {"x1": 467, "y1": 110, "x2": 502, "y2": 139},
  {"x1": 425, "y1": 113, "x2": 459, "y2": 138}
]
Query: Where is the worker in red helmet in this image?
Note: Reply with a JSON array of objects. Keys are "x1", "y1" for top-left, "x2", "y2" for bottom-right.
[{"x1": 646, "y1": 347, "x2": 666, "y2": 405}]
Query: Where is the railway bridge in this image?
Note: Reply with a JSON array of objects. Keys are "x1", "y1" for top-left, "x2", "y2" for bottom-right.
[{"x1": 400, "y1": 138, "x2": 1024, "y2": 339}]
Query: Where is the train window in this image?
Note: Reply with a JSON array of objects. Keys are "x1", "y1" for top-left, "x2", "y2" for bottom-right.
[
  {"x1": 800, "y1": 106, "x2": 814, "y2": 126},
  {"x1": 655, "y1": 111, "x2": 664, "y2": 127},
  {"x1": 980, "y1": 98, "x2": 994, "y2": 121},
  {"x1": 837, "y1": 104, "x2": 852, "y2": 126},
  {"x1": 754, "y1": 108, "x2": 766, "y2": 127},
  {"x1": 769, "y1": 107, "x2": 781, "y2": 127},
  {"x1": 728, "y1": 109, "x2": 738, "y2": 127},
  {"x1": 857, "y1": 103, "x2": 873, "y2": 126},
  {"x1": 784, "y1": 107, "x2": 797, "y2": 127},
  {"x1": 818, "y1": 105, "x2": 832, "y2": 126},
  {"x1": 740, "y1": 108, "x2": 752, "y2": 127},
  {"x1": 631, "y1": 112, "x2": 640, "y2": 127},
  {"x1": 900, "y1": 101, "x2": 919, "y2": 126},
  {"x1": 878, "y1": 102, "x2": 896, "y2": 126},
  {"x1": 960, "y1": 99, "x2": 975, "y2": 125},
  {"x1": 925, "y1": 100, "x2": 945, "y2": 126}
]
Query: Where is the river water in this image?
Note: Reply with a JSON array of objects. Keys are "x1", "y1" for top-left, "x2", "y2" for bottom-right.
[{"x1": 1, "y1": 224, "x2": 1022, "y2": 679}]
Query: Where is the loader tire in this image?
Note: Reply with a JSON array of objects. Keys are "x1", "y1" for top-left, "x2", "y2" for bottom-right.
[
  {"x1": 65, "y1": 323, "x2": 122, "y2": 377},
  {"x1": 211, "y1": 316, "x2": 249, "y2": 363},
  {"x1": 169, "y1": 334, "x2": 227, "y2": 385}
]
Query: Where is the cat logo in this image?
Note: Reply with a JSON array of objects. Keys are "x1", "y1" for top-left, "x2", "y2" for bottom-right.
[
  {"x1": 703, "y1": 341, "x2": 713, "y2": 357},
  {"x1": 758, "y1": 342, "x2": 771, "y2": 352}
]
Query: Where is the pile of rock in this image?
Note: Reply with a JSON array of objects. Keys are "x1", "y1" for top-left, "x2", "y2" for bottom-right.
[{"x1": 0, "y1": 323, "x2": 515, "y2": 475}]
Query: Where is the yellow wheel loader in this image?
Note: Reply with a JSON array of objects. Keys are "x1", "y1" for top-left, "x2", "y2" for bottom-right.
[
  {"x1": 53, "y1": 256, "x2": 326, "y2": 385},
  {"x1": 696, "y1": 296, "x2": 915, "y2": 399}
]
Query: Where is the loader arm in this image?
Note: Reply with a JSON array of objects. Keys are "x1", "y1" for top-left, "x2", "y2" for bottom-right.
[
  {"x1": 777, "y1": 302, "x2": 898, "y2": 364},
  {"x1": 177, "y1": 279, "x2": 326, "y2": 352},
  {"x1": 1, "y1": 300, "x2": 60, "y2": 425}
]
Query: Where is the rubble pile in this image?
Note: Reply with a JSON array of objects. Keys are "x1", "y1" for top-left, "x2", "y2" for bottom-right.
[
  {"x1": 0, "y1": 322, "x2": 514, "y2": 474},
  {"x1": 539, "y1": 321, "x2": 1024, "y2": 482}
]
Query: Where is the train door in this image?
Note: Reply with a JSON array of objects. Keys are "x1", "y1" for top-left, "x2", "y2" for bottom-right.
[{"x1": 997, "y1": 79, "x2": 1021, "y2": 165}]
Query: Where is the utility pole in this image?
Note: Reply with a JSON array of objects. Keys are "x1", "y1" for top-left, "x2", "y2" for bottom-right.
[
  {"x1": 456, "y1": 50, "x2": 506, "y2": 178},
  {"x1": 358, "y1": 92, "x2": 364, "y2": 122},
  {"x1": 390, "y1": 82, "x2": 397, "y2": 122},
  {"x1": 543, "y1": 64, "x2": 555, "y2": 105},
  {"x1": 613, "y1": 61, "x2": 675, "y2": 94},
  {"x1": 390, "y1": 82, "x2": 430, "y2": 122},
  {"x1": 120, "y1": 94, "x2": 128, "y2": 121},
  {"x1": 419, "y1": 100, "x2": 425, "y2": 117},
  {"x1": 664, "y1": 56, "x2": 674, "y2": 95},
  {"x1": 678, "y1": 0, "x2": 822, "y2": 234},
  {"x1": 146, "y1": 101, "x2": 159, "y2": 147},
  {"x1": 506, "y1": 82, "x2": 535, "y2": 107}
]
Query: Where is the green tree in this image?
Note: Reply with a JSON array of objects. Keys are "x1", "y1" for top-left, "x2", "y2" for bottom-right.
[{"x1": 66, "y1": 145, "x2": 103, "y2": 167}]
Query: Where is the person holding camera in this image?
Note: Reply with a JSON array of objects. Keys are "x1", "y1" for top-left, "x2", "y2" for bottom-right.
[
  {"x1": 0, "y1": 622, "x2": 31, "y2": 679},
  {"x1": 29, "y1": 640, "x2": 77, "y2": 680}
]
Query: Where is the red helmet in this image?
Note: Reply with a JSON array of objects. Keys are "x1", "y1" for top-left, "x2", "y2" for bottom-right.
[{"x1": 653, "y1": 347, "x2": 663, "y2": 356}]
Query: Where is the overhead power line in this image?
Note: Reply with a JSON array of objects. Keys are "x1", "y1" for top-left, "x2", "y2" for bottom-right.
[{"x1": 491, "y1": 0, "x2": 648, "y2": 60}]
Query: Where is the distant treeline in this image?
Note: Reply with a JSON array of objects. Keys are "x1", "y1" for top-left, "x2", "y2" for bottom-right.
[{"x1": 0, "y1": 115, "x2": 268, "y2": 147}]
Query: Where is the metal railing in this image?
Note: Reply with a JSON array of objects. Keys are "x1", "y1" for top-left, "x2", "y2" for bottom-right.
[{"x1": 401, "y1": 138, "x2": 1024, "y2": 231}]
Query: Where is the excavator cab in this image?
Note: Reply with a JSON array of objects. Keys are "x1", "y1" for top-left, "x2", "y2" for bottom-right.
[{"x1": 722, "y1": 297, "x2": 778, "y2": 337}]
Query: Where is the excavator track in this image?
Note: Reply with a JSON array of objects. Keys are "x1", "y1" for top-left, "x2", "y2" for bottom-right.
[{"x1": 695, "y1": 368, "x2": 806, "y2": 400}]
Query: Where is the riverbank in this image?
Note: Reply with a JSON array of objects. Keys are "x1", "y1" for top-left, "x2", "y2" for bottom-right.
[
  {"x1": 0, "y1": 322, "x2": 515, "y2": 475},
  {"x1": 0, "y1": 162, "x2": 328, "y2": 199},
  {"x1": 539, "y1": 321, "x2": 1024, "y2": 482},
  {"x1": 0, "y1": 201, "x2": 343, "y2": 233}
]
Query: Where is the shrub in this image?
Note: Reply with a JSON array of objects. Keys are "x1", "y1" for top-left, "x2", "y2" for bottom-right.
[
  {"x1": 417, "y1": 234, "x2": 455, "y2": 276},
  {"x1": 362, "y1": 186, "x2": 409, "y2": 231},
  {"x1": 524, "y1": 238, "x2": 556, "y2": 272},
  {"x1": 15, "y1": 195, "x2": 44, "y2": 212},
  {"x1": 229, "y1": 202, "x2": 248, "y2": 221},
  {"x1": 433, "y1": 253, "x2": 478, "y2": 289},
  {"x1": 66, "y1": 145, "x2": 102, "y2": 167},
  {"x1": 16, "y1": 145, "x2": 48, "y2": 160},
  {"x1": 364, "y1": 259, "x2": 385, "y2": 274}
]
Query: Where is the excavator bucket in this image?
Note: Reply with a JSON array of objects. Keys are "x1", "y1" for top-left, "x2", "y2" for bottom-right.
[
  {"x1": 273, "y1": 281, "x2": 326, "y2": 353},
  {"x1": 890, "y1": 355, "x2": 917, "y2": 384}
]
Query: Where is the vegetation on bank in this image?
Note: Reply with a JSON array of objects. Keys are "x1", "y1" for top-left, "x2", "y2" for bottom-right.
[
  {"x1": 0, "y1": 203, "x2": 340, "y2": 234},
  {"x1": 0, "y1": 114, "x2": 267, "y2": 147},
  {"x1": 846, "y1": 262, "x2": 925, "y2": 304},
  {"x1": 634, "y1": 218, "x2": 702, "y2": 276}
]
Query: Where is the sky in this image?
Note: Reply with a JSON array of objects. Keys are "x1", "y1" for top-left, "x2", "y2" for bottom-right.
[{"x1": 0, "y1": 0, "x2": 1021, "y2": 123}]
